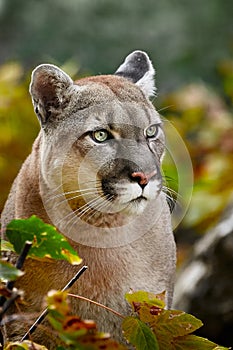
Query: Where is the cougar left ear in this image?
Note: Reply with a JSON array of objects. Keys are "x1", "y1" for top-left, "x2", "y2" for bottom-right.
[
  {"x1": 115, "y1": 50, "x2": 156, "y2": 98},
  {"x1": 29, "y1": 64, "x2": 73, "y2": 126}
]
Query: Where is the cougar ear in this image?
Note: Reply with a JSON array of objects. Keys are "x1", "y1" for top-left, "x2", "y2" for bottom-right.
[
  {"x1": 29, "y1": 64, "x2": 73, "y2": 125},
  {"x1": 115, "y1": 50, "x2": 156, "y2": 98}
]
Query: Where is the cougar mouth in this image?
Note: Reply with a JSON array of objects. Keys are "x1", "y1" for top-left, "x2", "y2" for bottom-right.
[
  {"x1": 130, "y1": 195, "x2": 147, "y2": 203},
  {"x1": 122, "y1": 195, "x2": 148, "y2": 215}
]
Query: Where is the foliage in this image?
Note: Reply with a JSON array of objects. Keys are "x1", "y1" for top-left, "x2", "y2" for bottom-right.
[
  {"x1": 4, "y1": 340, "x2": 47, "y2": 350},
  {"x1": 123, "y1": 290, "x2": 229, "y2": 350},
  {"x1": 46, "y1": 290, "x2": 126, "y2": 349},
  {"x1": 1, "y1": 218, "x2": 230, "y2": 349},
  {"x1": 0, "y1": 62, "x2": 39, "y2": 211},
  {"x1": 0, "y1": 0, "x2": 232, "y2": 91},
  {"x1": 161, "y1": 61, "x2": 233, "y2": 232}
]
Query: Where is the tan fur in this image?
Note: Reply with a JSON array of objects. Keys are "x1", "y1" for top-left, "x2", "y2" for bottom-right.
[{"x1": 1, "y1": 51, "x2": 176, "y2": 348}]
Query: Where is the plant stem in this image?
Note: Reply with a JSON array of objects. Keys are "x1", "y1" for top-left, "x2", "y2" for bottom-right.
[
  {"x1": 68, "y1": 293, "x2": 125, "y2": 319},
  {"x1": 6, "y1": 241, "x2": 32, "y2": 291},
  {"x1": 21, "y1": 265, "x2": 88, "y2": 341}
]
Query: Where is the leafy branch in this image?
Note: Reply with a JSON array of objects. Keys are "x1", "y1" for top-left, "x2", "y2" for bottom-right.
[{"x1": 0, "y1": 217, "x2": 230, "y2": 349}]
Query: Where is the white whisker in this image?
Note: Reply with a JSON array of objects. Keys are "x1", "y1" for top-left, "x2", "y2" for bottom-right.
[
  {"x1": 85, "y1": 195, "x2": 115, "y2": 223},
  {"x1": 45, "y1": 183, "x2": 102, "y2": 203},
  {"x1": 56, "y1": 194, "x2": 99, "y2": 227},
  {"x1": 46, "y1": 187, "x2": 101, "y2": 204},
  {"x1": 65, "y1": 196, "x2": 106, "y2": 234},
  {"x1": 52, "y1": 189, "x2": 101, "y2": 209},
  {"x1": 163, "y1": 185, "x2": 181, "y2": 200},
  {"x1": 78, "y1": 196, "x2": 107, "y2": 220},
  {"x1": 68, "y1": 195, "x2": 114, "y2": 232}
]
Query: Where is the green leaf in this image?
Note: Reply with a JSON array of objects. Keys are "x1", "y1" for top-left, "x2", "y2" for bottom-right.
[
  {"x1": 122, "y1": 316, "x2": 159, "y2": 350},
  {"x1": 172, "y1": 335, "x2": 230, "y2": 350},
  {"x1": 6, "y1": 216, "x2": 82, "y2": 265},
  {"x1": 0, "y1": 260, "x2": 24, "y2": 282},
  {"x1": 0, "y1": 239, "x2": 15, "y2": 252}
]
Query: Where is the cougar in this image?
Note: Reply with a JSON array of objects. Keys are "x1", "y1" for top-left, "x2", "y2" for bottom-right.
[{"x1": 1, "y1": 51, "x2": 176, "y2": 347}]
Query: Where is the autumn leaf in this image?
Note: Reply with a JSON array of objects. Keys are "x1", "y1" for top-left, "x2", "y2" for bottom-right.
[
  {"x1": 125, "y1": 290, "x2": 165, "y2": 311},
  {"x1": 47, "y1": 290, "x2": 70, "y2": 319},
  {"x1": 78, "y1": 333, "x2": 126, "y2": 349},
  {"x1": 4, "y1": 340, "x2": 48, "y2": 350},
  {"x1": 46, "y1": 290, "x2": 127, "y2": 349},
  {"x1": 153, "y1": 309, "x2": 203, "y2": 337},
  {"x1": 124, "y1": 290, "x2": 230, "y2": 349},
  {"x1": 171, "y1": 335, "x2": 230, "y2": 350}
]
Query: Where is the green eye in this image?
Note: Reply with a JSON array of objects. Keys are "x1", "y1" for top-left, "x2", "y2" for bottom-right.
[
  {"x1": 92, "y1": 129, "x2": 109, "y2": 143},
  {"x1": 146, "y1": 124, "x2": 159, "y2": 138}
]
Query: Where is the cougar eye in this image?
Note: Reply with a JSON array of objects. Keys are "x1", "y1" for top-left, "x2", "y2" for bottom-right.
[
  {"x1": 145, "y1": 124, "x2": 159, "y2": 138},
  {"x1": 92, "y1": 129, "x2": 109, "y2": 143}
]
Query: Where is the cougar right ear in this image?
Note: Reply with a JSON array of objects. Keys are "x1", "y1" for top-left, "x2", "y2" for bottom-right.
[
  {"x1": 29, "y1": 64, "x2": 73, "y2": 125},
  {"x1": 115, "y1": 50, "x2": 156, "y2": 98}
]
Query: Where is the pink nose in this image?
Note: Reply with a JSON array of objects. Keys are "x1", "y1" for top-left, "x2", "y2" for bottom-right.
[{"x1": 131, "y1": 170, "x2": 157, "y2": 186}]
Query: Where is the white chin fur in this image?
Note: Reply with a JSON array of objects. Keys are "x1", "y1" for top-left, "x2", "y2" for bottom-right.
[
  {"x1": 112, "y1": 180, "x2": 161, "y2": 215},
  {"x1": 124, "y1": 198, "x2": 148, "y2": 215}
]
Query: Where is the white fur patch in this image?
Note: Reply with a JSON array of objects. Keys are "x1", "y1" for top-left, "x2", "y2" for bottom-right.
[
  {"x1": 136, "y1": 68, "x2": 156, "y2": 98},
  {"x1": 112, "y1": 179, "x2": 160, "y2": 215}
]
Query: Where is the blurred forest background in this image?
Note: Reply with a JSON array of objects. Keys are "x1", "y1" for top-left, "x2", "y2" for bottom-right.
[{"x1": 0, "y1": 0, "x2": 233, "y2": 347}]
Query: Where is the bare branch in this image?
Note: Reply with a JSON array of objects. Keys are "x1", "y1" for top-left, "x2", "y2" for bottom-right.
[
  {"x1": 68, "y1": 292, "x2": 125, "y2": 319},
  {"x1": 21, "y1": 265, "x2": 88, "y2": 341}
]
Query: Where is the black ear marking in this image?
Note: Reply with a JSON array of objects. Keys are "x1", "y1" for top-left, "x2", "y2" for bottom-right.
[
  {"x1": 115, "y1": 50, "x2": 156, "y2": 98},
  {"x1": 115, "y1": 51, "x2": 150, "y2": 83}
]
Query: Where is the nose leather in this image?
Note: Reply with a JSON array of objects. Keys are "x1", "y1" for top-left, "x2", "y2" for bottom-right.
[{"x1": 131, "y1": 170, "x2": 157, "y2": 185}]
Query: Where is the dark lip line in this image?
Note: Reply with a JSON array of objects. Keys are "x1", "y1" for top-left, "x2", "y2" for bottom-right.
[{"x1": 130, "y1": 196, "x2": 147, "y2": 203}]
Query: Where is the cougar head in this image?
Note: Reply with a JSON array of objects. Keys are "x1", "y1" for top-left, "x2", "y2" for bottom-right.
[{"x1": 30, "y1": 51, "x2": 165, "y2": 230}]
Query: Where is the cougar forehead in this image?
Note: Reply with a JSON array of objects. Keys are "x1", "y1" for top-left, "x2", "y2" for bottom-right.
[
  {"x1": 60, "y1": 75, "x2": 153, "y2": 120},
  {"x1": 76, "y1": 75, "x2": 152, "y2": 104}
]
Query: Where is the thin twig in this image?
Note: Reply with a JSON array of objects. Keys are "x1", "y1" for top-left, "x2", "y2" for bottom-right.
[
  {"x1": 21, "y1": 265, "x2": 88, "y2": 341},
  {"x1": 62, "y1": 265, "x2": 88, "y2": 291},
  {"x1": 6, "y1": 241, "x2": 32, "y2": 292},
  {"x1": 68, "y1": 293, "x2": 125, "y2": 319},
  {"x1": 15, "y1": 241, "x2": 33, "y2": 270},
  {"x1": 0, "y1": 290, "x2": 20, "y2": 320}
]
